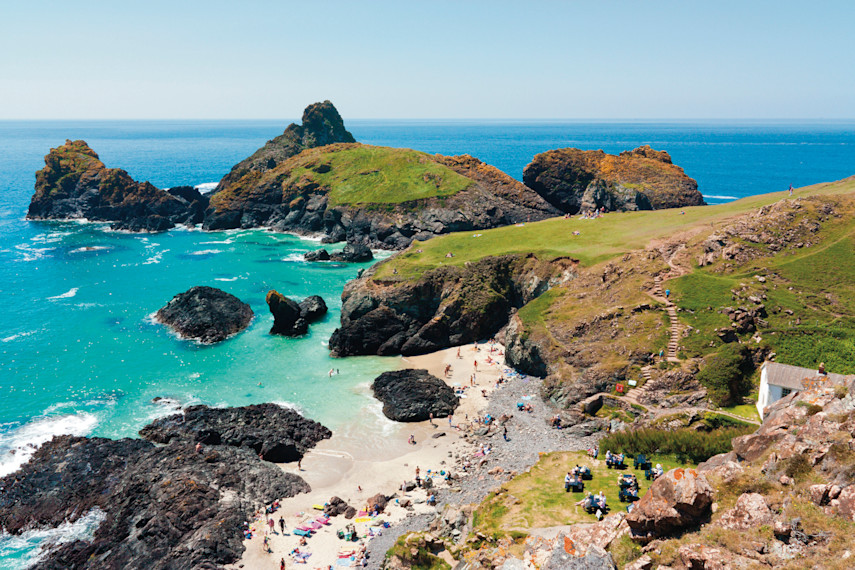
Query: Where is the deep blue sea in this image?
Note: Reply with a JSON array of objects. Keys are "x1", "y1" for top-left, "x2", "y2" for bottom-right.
[{"x1": 0, "y1": 120, "x2": 853, "y2": 566}]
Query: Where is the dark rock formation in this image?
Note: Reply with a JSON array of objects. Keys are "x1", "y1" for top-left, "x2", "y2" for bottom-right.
[
  {"x1": 204, "y1": 117, "x2": 561, "y2": 247},
  {"x1": 138, "y1": 403, "x2": 332, "y2": 463},
  {"x1": 625, "y1": 468, "x2": 714, "y2": 543},
  {"x1": 371, "y1": 369, "x2": 459, "y2": 422},
  {"x1": 0, "y1": 433, "x2": 309, "y2": 569},
  {"x1": 27, "y1": 140, "x2": 207, "y2": 232},
  {"x1": 522, "y1": 145, "x2": 704, "y2": 214},
  {"x1": 329, "y1": 242, "x2": 373, "y2": 262},
  {"x1": 155, "y1": 286, "x2": 253, "y2": 343},
  {"x1": 214, "y1": 100, "x2": 356, "y2": 195},
  {"x1": 324, "y1": 496, "x2": 350, "y2": 517},
  {"x1": 266, "y1": 291, "x2": 328, "y2": 336},
  {"x1": 305, "y1": 248, "x2": 331, "y2": 261},
  {"x1": 330, "y1": 254, "x2": 573, "y2": 357},
  {"x1": 299, "y1": 295, "x2": 328, "y2": 322}
]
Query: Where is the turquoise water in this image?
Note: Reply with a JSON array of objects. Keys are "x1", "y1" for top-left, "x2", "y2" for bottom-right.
[{"x1": 0, "y1": 120, "x2": 853, "y2": 567}]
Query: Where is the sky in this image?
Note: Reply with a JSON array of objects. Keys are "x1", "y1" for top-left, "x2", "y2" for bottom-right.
[{"x1": 1, "y1": 1, "x2": 853, "y2": 120}]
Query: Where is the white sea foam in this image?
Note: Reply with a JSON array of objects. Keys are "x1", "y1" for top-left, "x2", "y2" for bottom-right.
[
  {"x1": 195, "y1": 182, "x2": 219, "y2": 193},
  {"x1": 214, "y1": 276, "x2": 239, "y2": 282},
  {"x1": 143, "y1": 249, "x2": 169, "y2": 265},
  {"x1": 273, "y1": 401, "x2": 305, "y2": 414},
  {"x1": 14, "y1": 244, "x2": 54, "y2": 262},
  {"x1": 200, "y1": 238, "x2": 234, "y2": 245},
  {"x1": 189, "y1": 249, "x2": 222, "y2": 256},
  {"x1": 282, "y1": 253, "x2": 307, "y2": 262},
  {"x1": 0, "y1": 412, "x2": 99, "y2": 477},
  {"x1": 1, "y1": 331, "x2": 36, "y2": 343},
  {"x1": 46, "y1": 287, "x2": 79, "y2": 300},
  {"x1": 702, "y1": 194, "x2": 738, "y2": 200},
  {"x1": 0, "y1": 507, "x2": 106, "y2": 567},
  {"x1": 69, "y1": 246, "x2": 110, "y2": 254}
]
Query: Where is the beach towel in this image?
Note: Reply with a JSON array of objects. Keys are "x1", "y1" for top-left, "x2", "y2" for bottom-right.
[
  {"x1": 312, "y1": 504, "x2": 325, "y2": 510},
  {"x1": 309, "y1": 521, "x2": 323, "y2": 530},
  {"x1": 353, "y1": 516, "x2": 372, "y2": 523},
  {"x1": 357, "y1": 510, "x2": 367, "y2": 517},
  {"x1": 315, "y1": 516, "x2": 330, "y2": 525},
  {"x1": 336, "y1": 559, "x2": 352, "y2": 567}
]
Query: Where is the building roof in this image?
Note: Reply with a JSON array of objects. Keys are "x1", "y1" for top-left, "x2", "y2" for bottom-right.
[{"x1": 762, "y1": 361, "x2": 852, "y2": 391}]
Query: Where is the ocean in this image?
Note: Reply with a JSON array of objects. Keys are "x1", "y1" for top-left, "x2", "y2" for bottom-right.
[{"x1": 0, "y1": 119, "x2": 853, "y2": 566}]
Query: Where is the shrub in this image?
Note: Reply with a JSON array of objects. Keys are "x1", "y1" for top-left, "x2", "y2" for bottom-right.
[
  {"x1": 782, "y1": 453, "x2": 813, "y2": 480},
  {"x1": 796, "y1": 401, "x2": 823, "y2": 416},
  {"x1": 696, "y1": 344, "x2": 754, "y2": 406},
  {"x1": 835, "y1": 385, "x2": 848, "y2": 399},
  {"x1": 598, "y1": 425, "x2": 754, "y2": 464}
]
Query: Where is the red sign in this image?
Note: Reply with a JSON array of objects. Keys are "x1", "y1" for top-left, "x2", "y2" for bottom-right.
[{"x1": 616, "y1": 383, "x2": 624, "y2": 393}]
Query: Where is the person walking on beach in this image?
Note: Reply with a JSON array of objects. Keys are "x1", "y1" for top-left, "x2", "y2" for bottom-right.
[
  {"x1": 280, "y1": 558, "x2": 286, "y2": 570},
  {"x1": 429, "y1": 412, "x2": 435, "y2": 427},
  {"x1": 278, "y1": 516, "x2": 285, "y2": 534},
  {"x1": 503, "y1": 425, "x2": 509, "y2": 441},
  {"x1": 473, "y1": 360, "x2": 478, "y2": 371}
]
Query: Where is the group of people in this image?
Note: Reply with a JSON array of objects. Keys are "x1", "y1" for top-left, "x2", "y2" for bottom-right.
[
  {"x1": 604, "y1": 450, "x2": 625, "y2": 467},
  {"x1": 577, "y1": 491, "x2": 608, "y2": 519},
  {"x1": 579, "y1": 207, "x2": 606, "y2": 220}
]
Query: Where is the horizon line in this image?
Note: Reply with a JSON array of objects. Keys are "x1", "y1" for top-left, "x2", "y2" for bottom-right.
[{"x1": 1, "y1": 117, "x2": 854, "y2": 123}]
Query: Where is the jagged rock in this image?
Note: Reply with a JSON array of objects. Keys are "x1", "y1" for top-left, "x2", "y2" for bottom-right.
[
  {"x1": 324, "y1": 496, "x2": 349, "y2": 517},
  {"x1": 624, "y1": 555, "x2": 653, "y2": 570},
  {"x1": 304, "y1": 248, "x2": 331, "y2": 261},
  {"x1": 266, "y1": 290, "x2": 308, "y2": 336},
  {"x1": 299, "y1": 295, "x2": 328, "y2": 322},
  {"x1": 677, "y1": 544, "x2": 757, "y2": 569},
  {"x1": 366, "y1": 493, "x2": 388, "y2": 514},
  {"x1": 543, "y1": 543, "x2": 616, "y2": 569},
  {"x1": 522, "y1": 145, "x2": 703, "y2": 214},
  {"x1": 371, "y1": 369, "x2": 459, "y2": 422},
  {"x1": 26, "y1": 140, "x2": 206, "y2": 232},
  {"x1": 344, "y1": 506, "x2": 357, "y2": 519},
  {"x1": 561, "y1": 514, "x2": 629, "y2": 552},
  {"x1": 154, "y1": 286, "x2": 253, "y2": 343},
  {"x1": 329, "y1": 242, "x2": 373, "y2": 262},
  {"x1": 626, "y1": 468, "x2": 713, "y2": 542},
  {"x1": 138, "y1": 403, "x2": 331, "y2": 463},
  {"x1": 716, "y1": 493, "x2": 773, "y2": 530},
  {"x1": 0, "y1": 428, "x2": 309, "y2": 569}
]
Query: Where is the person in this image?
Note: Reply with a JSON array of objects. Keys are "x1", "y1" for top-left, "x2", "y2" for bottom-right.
[
  {"x1": 665, "y1": 289, "x2": 670, "y2": 299},
  {"x1": 268, "y1": 518, "x2": 274, "y2": 532},
  {"x1": 429, "y1": 412, "x2": 435, "y2": 427},
  {"x1": 789, "y1": 183, "x2": 794, "y2": 196},
  {"x1": 456, "y1": 347, "x2": 461, "y2": 358},
  {"x1": 415, "y1": 466, "x2": 421, "y2": 487},
  {"x1": 427, "y1": 493, "x2": 436, "y2": 506},
  {"x1": 564, "y1": 471, "x2": 572, "y2": 492},
  {"x1": 408, "y1": 434, "x2": 416, "y2": 445},
  {"x1": 281, "y1": 558, "x2": 286, "y2": 570},
  {"x1": 195, "y1": 442, "x2": 202, "y2": 454},
  {"x1": 503, "y1": 425, "x2": 509, "y2": 441},
  {"x1": 298, "y1": 457, "x2": 302, "y2": 470},
  {"x1": 445, "y1": 252, "x2": 454, "y2": 258},
  {"x1": 279, "y1": 516, "x2": 285, "y2": 533},
  {"x1": 473, "y1": 360, "x2": 478, "y2": 371}
]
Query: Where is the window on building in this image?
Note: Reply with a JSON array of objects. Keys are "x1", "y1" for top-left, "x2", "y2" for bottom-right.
[{"x1": 782, "y1": 388, "x2": 792, "y2": 397}]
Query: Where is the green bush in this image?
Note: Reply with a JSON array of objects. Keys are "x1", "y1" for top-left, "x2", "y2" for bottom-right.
[
  {"x1": 598, "y1": 425, "x2": 754, "y2": 464},
  {"x1": 696, "y1": 344, "x2": 754, "y2": 406}
]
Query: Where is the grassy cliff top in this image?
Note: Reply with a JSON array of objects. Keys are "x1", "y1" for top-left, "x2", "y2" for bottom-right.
[
  {"x1": 210, "y1": 143, "x2": 474, "y2": 210},
  {"x1": 374, "y1": 176, "x2": 855, "y2": 281}
]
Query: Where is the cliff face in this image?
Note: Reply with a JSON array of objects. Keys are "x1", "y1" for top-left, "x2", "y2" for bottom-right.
[
  {"x1": 522, "y1": 145, "x2": 704, "y2": 214},
  {"x1": 27, "y1": 140, "x2": 207, "y2": 232},
  {"x1": 204, "y1": 144, "x2": 561, "y2": 248},
  {"x1": 328, "y1": 254, "x2": 575, "y2": 357}
]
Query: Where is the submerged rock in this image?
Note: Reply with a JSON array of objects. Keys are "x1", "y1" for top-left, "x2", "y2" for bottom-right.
[
  {"x1": 139, "y1": 403, "x2": 332, "y2": 463},
  {"x1": 155, "y1": 286, "x2": 253, "y2": 343},
  {"x1": 371, "y1": 369, "x2": 459, "y2": 422},
  {"x1": 304, "y1": 248, "x2": 331, "y2": 261},
  {"x1": 523, "y1": 145, "x2": 704, "y2": 214}
]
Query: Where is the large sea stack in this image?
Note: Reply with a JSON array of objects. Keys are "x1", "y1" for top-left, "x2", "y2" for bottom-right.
[
  {"x1": 155, "y1": 286, "x2": 253, "y2": 343},
  {"x1": 371, "y1": 369, "x2": 459, "y2": 422},
  {"x1": 522, "y1": 145, "x2": 705, "y2": 214},
  {"x1": 202, "y1": 102, "x2": 561, "y2": 246},
  {"x1": 27, "y1": 140, "x2": 207, "y2": 231}
]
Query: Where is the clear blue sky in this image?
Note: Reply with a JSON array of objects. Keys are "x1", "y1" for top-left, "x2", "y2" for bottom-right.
[{"x1": 1, "y1": 1, "x2": 853, "y2": 119}]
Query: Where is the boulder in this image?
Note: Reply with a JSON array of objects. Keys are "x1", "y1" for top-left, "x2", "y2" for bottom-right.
[
  {"x1": 367, "y1": 493, "x2": 388, "y2": 514},
  {"x1": 561, "y1": 513, "x2": 628, "y2": 551},
  {"x1": 371, "y1": 369, "x2": 459, "y2": 422},
  {"x1": 304, "y1": 248, "x2": 331, "y2": 261},
  {"x1": 330, "y1": 242, "x2": 373, "y2": 262},
  {"x1": 299, "y1": 295, "x2": 328, "y2": 322},
  {"x1": 624, "y1": 555, "x2": 653, "y2": 570},
  {"x1": 626, "y1": 468, "x2": 713, "y2": 542},
  {"x1": 543, "y1": 543, "x2": 616, "y2": 570},
  {"x1": 324, "y1": 496, "x2": 349, "y2": 517},
  {"x1": 138, "y1": 403, "x2": 332, "y2": 463},
  {"x1": 715, "y1": 493, "x2": 773, "y2": 530},
  {"x1": 677, "y1": 544, "x2": 757, "y2": 569},
  {"x1": 155, "y1": 286, "x2": 253, "y2": 343},
  {"x1": 266, "y1": 290, "x2": 308, "y2": 336}
]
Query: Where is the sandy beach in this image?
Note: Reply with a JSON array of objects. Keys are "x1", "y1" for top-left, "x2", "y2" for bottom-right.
[{"x1": 230, "y1": 342, "x2": 508, "y2": 569}]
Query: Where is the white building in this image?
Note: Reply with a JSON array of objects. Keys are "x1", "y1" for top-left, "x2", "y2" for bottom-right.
[{"x1": 756, "y1": 361, "x2": 850, "y2": 420}]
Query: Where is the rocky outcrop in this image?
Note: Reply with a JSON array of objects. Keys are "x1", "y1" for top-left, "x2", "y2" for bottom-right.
[
  {"x1": 204, "y1": 140, "x2": 560, "y2": 248},
  {"x1": 213, "y1": 100, "x2": 356, "y2": 197},
  {"x1": 522, "y1": 145, "x2": 704, "y2": 214},
  {"x1": 715, "y1": 492, "x2": 773, "y2": 530},
  {"x1": 330, "y1": 254, "x2": 572, "y2": 357},
  {"x1": 329, "y1": 242, "x2": 373, "y2": 262},
  {"x1": 138, "y1": 403, "x2": 332, "y2": 463},
  {"x1": 155, "y1": 286, "x2": 253, "y2": 343},
  {"x1": 625, "y1": 468, "x2": 714, "y2": 543},
  {"x1": 265, "y1": 291, "x2": 327, "y2": 336},
  {"x1": 27, "y1": 140, "x2": 207, "y2": 232},
  {"x1": 305, "y1": 248, "x2": 331, "y2": 261},
  {"x1": 0, "y1": 422, "x2": 311, "y2": 569},
  {"x1": 371, "y1": 369, "x2": 459, "y2": 422}
]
